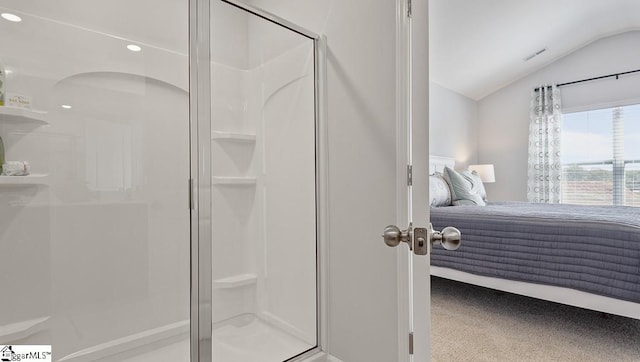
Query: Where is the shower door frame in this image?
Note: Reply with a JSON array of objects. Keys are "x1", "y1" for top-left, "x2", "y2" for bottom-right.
[{"x1": 188, "y1": 0, "x2": 328, "y2": 360}]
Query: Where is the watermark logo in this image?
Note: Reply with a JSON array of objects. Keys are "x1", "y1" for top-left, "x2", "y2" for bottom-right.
[
  {"x1": 0, "y1": 346, "x2": 12, "y2": 362},
  {"x1": 0, "y1": 346, "x2": 51, "y2": 362}
]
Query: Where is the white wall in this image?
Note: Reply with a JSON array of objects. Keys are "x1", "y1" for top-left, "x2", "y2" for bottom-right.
[
  {"x1": 429, "y1": 82, "x2": 478, "y2": 169},
  {"x1": 477, "y1": 30, "x2": 640, "y2": 201}
]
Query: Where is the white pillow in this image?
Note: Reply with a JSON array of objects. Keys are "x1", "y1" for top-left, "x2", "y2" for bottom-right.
[{"x1": 429, "y1": 173, "x2": 452, "y2": 207}]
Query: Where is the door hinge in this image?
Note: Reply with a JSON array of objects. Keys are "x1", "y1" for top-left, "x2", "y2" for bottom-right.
[
  {"x1": 407, "y1": 0, "x2": 412, "y2": 18},
  {"x1": 407, "y1": 165, "x2": 413, "y2": 186},
  {"x1": 409, "y1": 332, "x2": 414, "y2": 355}
]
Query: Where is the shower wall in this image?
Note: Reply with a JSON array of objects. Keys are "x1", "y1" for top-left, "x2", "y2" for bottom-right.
[
  {"x1": 0, "y1": 2, "x2": 190, "y2": 360},
  {"x1": 210, "y1": 1, "x2": 317, "y2": 349}
]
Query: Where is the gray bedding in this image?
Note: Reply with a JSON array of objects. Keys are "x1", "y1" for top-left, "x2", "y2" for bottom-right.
[{"x1": 430, "y1": 202, "x2": 640, "y2": 303}]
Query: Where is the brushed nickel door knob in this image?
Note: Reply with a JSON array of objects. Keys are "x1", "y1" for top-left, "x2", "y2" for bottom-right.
[{"x1": 429, "y1": 224, "x2": 461, "y2": 251}]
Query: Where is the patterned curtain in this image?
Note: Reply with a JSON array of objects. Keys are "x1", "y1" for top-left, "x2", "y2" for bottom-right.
[{"x1": 527, "y1": 85, "x2": 562, "y2": 203}]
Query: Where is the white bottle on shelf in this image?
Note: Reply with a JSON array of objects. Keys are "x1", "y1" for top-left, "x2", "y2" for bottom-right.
[
  {"x1": 0, "y1": 135, "x2": 4, "y2": 175},
  {"x1": 0, "y1": 63, "x2": 5, "y2": 107}
]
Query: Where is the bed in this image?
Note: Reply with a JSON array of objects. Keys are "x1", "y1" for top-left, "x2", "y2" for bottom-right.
[{"x1": 429, "y1": 156, "x2": 640, "y2": 320}]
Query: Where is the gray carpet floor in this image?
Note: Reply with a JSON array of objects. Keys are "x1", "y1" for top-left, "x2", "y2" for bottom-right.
[{"x1": 431, "y1": 276, "x2": 640, "y2": 362}]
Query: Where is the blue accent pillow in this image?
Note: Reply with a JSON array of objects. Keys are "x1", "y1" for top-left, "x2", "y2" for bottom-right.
[
  {"x1": 462, "y1": 170, "x2": 488, "y2": 201},
  {"x1": 442, "y1": 166, "x2": 486, "y2": 206}
]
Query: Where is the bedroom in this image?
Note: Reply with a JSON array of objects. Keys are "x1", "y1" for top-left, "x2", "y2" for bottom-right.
[{"x1": 429, "y1": 0, "x2": 640, "y2": 360}]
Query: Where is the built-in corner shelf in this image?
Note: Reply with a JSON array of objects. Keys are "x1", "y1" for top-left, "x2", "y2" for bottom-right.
[
  {"x1": 0, "y1": 174, "x2": 49, "y2": 186},
  {"x1": 0, "y1": 316, "x2": 50, "y2": 343},
  {"x1": 0, "y1": 107, "x2": 48, "y2": 124},
  {"x1": 212, "y1": 176, "x2": 257, "y2": 186},
  {"x1": 213, "y1": 274, "x2": 257, "y2": 289},
  {"x1": 212, "y1": 131, "x2": 256, "y2": 143}
]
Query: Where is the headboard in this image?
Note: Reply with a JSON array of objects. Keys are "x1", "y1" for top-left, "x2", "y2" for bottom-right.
[{"x1": 429, "y1": 155, "x2": 455, "y2": 174}]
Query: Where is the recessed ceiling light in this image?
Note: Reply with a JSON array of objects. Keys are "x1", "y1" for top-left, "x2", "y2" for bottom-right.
[
  {"x1": 61, "y1": 104, "x2": 72, "y2": 109},
  {"x1": 127, "y1": 44, "x2": 142, "y2": 52},
  {"x1": 1, "y1": 13, "x2": 22, "y2": 22}
]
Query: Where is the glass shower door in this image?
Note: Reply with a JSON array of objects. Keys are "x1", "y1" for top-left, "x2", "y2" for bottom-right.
[
  {"x1": 0, "y1": 1, "x2": 190, "y2": 361},
  {"x1": 208, "y1": 1, "x2": 319, "y2": 361}
]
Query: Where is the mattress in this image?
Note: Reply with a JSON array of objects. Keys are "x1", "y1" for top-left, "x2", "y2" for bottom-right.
[{"x1": 430, "y1": 202, "x2": 640, "y2": 303}]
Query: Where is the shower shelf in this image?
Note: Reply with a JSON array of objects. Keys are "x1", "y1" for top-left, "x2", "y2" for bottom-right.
[
  {"x1": 213, "y1": 176, "x2": 257, "y2": 185},
  {"x1": 213, "y1": 273, "x2": 257, "y2": 289},
  {"x1": 0, "y1": 174, "x2": 49, "y2": 185},
  {"x1": 0, "y1": 316, "x2": 50, "y2": 342},
  {"x1": 212, "y1": 131, "x2": 256, "y2": 143},
  {"x1": 0, "y1": 107, "x2": 48, "y2": 124}
]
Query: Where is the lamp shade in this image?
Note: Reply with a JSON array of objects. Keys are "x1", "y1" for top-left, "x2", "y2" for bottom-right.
[{"x1": 468, "y1": 164, "x2": 495, "y2": 183}]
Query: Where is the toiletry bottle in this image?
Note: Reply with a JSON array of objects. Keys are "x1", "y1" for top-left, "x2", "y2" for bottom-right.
[
  {"x1": 0, "y1": 63, "x2": 5, "y2": 106},
  {"x1": 0, "y1": 135, "x2": 4, "y2": 175},
  {"x1": 0, "y1": 63, "x2": 5, "y2": 173}
]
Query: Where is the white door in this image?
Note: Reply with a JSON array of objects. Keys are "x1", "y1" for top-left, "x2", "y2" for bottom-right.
[
  {"x1": 394, "y1": 0, "x2": 432, "y2": 360},
  {"x1": 386, "y1": 1, "x2": 460, "y2": 361},
  {"x1": 408, "y1": 1, "x2": 432, "y2": 360}
]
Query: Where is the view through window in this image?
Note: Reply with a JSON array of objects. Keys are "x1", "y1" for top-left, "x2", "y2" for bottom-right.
[{"x1": 562, "y1": 104, "x2": 640, "y2": 206}]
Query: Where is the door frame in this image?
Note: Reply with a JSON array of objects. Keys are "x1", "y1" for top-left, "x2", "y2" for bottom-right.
[
  {"x1": 189, "y1": 0, "x2": 213, "y2": 360},
  {"x1": 396, "y1": 0, "x2": 431, "y2": 361},
  {"x1": 394, "y1": 0, "x2": 412, "y2": 360}
]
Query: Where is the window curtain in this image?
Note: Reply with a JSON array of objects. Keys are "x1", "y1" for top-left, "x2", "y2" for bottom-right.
[{"x1": 527, "y1": 85, "x2": 562, "y2": 203}]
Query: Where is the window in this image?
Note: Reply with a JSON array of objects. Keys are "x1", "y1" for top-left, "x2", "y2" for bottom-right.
[{"x1": 561, "y1": 104, "x2": 640, "y2": 207}]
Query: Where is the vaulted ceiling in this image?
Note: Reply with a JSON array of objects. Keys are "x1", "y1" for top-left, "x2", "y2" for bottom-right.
[{"x1": 429, "y1": 0, "x2": 640, "y2": 100}]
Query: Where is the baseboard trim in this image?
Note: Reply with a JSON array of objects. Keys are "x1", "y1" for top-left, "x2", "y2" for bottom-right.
[{"x1": 57, "y1": 320, "x2": 189, "y2": 361}]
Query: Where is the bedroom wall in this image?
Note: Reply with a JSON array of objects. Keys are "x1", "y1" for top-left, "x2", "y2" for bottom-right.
[
  {"x1": 429, "y1": 82, "x2": 478, "y2": 169},
  {"x1": 477, "y1": 30, "x2": 640, "y2": 201}
]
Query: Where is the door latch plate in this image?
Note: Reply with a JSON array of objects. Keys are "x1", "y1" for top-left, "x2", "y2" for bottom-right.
[{"x1": 413, "y1": 227, "x2": 428, "y2": 255}]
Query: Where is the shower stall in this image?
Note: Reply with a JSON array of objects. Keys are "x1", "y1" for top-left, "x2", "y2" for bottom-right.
[
  {"x1": 0, "y1": 0, "x2": 322, "y2": 361},
  {"x1": 204, "y1": 1, "x2": 320, "y2": 361}
]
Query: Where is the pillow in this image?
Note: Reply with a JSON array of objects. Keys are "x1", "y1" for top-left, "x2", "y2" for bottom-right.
[
  {"x1": 442, "y1": 166, "x2": 486, "y2": 206},
  {"x1": 429, "y1": 173, "x2": 451, "y2": 207},
  {"x1": 462, "y1": 170, "x2": 488, "y2": 201}
]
